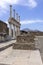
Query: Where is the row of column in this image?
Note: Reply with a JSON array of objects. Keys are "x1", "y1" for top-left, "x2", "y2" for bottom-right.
[{"x1": 9, "y1": 23, "x2": 20, "y2": 39}]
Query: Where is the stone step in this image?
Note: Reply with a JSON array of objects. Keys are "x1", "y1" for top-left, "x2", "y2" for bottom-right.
[
  {"x1": 0, "y1": 43, "x2": 13, "y2": 52},
  {"x1": 0, "y1": 40, "x2": 16, "y2": 52},
  {"x1": 13, "y1": 43, "x2": 35, "y2": 50}
]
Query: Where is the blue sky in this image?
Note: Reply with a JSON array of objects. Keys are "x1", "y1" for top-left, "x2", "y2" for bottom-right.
[{"x1": 0, "y1": 0, "x2": 43, "y2": 31}]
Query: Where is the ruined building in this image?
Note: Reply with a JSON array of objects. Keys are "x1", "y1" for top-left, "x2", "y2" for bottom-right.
[
  {"x1": 0, "y1": 20, "x2": 9, "y2": 41},
  {"x1": 8, "y1": 5, "x2": 20, "y2": 39},
  {"x1": 0, "y1": 5, "x2": 20, "y2": 41}
]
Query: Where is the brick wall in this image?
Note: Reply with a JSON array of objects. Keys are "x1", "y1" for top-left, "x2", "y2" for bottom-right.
[{"x1": 0, "y1": 20, "x2": 8, "y2": 34}]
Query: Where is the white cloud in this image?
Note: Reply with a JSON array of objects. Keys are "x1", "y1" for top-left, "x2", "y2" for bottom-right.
[
  {"x1": 0, "y1": 0, "x2": 37, "y2": 18},
  {"x1": 0, "y1": 0, "x2": 37, "y2": 9},
  {"x1": 19, "y1": 0, "x2": 37, "y2": 8},
  {"x1": 14, "y1": 0, "x2": 37, "y2": 8},
  {"x1": 4, "y1": 0, "x2": 19, "y2": 5},
  {"x1": 0, "y1": 0, "x2": 19, "y2": 15},
  {"x1": 20, "y1": 20, "x2": 43, "y2": 24},
  {"x1": 0, "y1": 0, "x2": 19, "y2": 9},
  {"x1": 28, "y1": 0, "x2": 37, "y2": 8}
]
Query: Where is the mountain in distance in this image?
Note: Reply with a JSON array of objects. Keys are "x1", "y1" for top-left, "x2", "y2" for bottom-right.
[
  {"x1": 21, "y1": 28, "x2": 41, "y2": 32},
  {"x1": 22, "y1": 28, "x2": 32, "y2": 32}
]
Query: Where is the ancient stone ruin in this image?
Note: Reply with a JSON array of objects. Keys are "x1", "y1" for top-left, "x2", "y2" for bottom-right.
[
  {"x1": 13, "y1": 34, "x2": 36, "y2": 50},
  {"x1": 16, "y1": 34, "x2": 35, "y2": 43}
]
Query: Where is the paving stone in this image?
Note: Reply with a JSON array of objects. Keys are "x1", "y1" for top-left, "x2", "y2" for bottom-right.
[{"x1": 0, "y1": 49, "x2": 43, "y2": 65}]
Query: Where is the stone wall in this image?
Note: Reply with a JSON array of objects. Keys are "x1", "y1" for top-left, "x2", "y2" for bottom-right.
[
  {"x1": 0, "y1": 20, "x2": 7, "y2": 33},
  {"x1": 13, "y1": 43, "x2": 35, "y2": 50},
  {"x1": 13, "y1": 34, "x2": 35, "y2": 50},
  {"x1": 0, "y1": 43, "x2": 13, "y2": 51},
  {"x1": 16, "y1": 35, "x2": 35, "y2": 43},
  {"x1": 0, "y1": 36, "x2": 5, "y2": 42}
]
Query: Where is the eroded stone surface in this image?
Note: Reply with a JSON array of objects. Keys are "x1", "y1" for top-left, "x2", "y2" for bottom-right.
[
  {"x1": 17, "y1": 35, "x2": 35, "y2": 43},
  {"x1": 13, "y1": 34, "x2": 35, "y2": 50}
]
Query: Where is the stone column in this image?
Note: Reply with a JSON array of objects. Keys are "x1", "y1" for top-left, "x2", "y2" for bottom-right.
[
  {"x1": 13, "y1": 25, "x2": 16, "y2": 39},
  {"x1": 16, "y1": 26, "x2": 18, "y2": 36},
  {"x1": 17, "y1": 26, "x2": 20, "y2": 36},
  {"x1": 16, "y1": 13, "x2": 18, "y2": 21},
  {"x1": 15, "y1": 26, "x2": 17, "y2": 37},
  {"x1": 19, "y1": 16, "x2": 20, "y2": 22},
  {"x1": 9, "y1": 23, "x2": 12, "y2": 38},
  {"x1": 18, "y1": 27, "x2": 20, "y2": 35},
  {"x1": 10, "y1": 5, "x2": 12, "y2": 18},
  {"x1": 13, "y1": 9, "x2": 15, "y2": 19}
]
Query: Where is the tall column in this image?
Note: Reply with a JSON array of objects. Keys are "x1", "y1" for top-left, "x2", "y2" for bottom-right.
[
  {"x1": 17, "y1": 26, "x2": 20, "y2": 36},
  {"x1": 9, "y1": 23, "x2": 12, "y2": 37},
  {"x1": 16, "y1": 26, "x2": 18, "y2": 36},
  {"x1": 13, "y1": 9, "x2": 15, "y2": 19},
  {"x1": 16, "y1": 13, "x2": 18, "y2": 21},
  {"x1": 18, "y1": 27, "x2": 20, "y2": 35},
  {"x1": 15, "y1": 25, "x2": 17, "y2": 36},
  {"x1": 10, "y1": 5, "x2": 12, "y2": 18},
  {"x1": 19, "y1": 16, "x2": 20, "y2": 22},
  {"x1": 13, "y1": 25, "x2": 16, "y2": 39}
]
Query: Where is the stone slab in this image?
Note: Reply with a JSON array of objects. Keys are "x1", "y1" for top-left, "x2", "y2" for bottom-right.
[
  {"x1": 35, "y1": 36, "x2": 43, "y2": 62},
  {"x1": 0, "y1": 40, "x2": 16, "y2": 48},
  {"x1": 0, "y1": 49, "x2": 43, "y2": 65}
]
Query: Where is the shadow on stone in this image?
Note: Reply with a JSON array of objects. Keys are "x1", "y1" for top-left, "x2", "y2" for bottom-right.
[{"x1": 0, "y1": 63, "x2": 10, "y2": 65}]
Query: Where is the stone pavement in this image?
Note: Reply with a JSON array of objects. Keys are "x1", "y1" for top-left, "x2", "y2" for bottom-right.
[
  {"x1": 0, "y1": 39, "x2": 43, "y2": 65},
  {"x1": 0, "y1": 40, "x2": 16, "y2": 48},
  {"x1": 35, "y1": 36, "x2": 43, "y2": 62},
  {"x1": 0, "y1": 48, "x2": 43, "y2": 65}
]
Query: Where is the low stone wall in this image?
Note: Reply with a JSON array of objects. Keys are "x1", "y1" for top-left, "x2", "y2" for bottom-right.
[
  {"x1": 0, "y1": 43, "x2": 13, "y2": 52},
  {"x1": 13, "y1": 34, "x2": 35, "y2": 50},
  {"x1": 13, "y1": 43, "x2": 35, "y2": 50},
  {"x1": 0, "y1": 35, "x2": 12, "y2": 42},
  {"x1": 0, "y1": 36, "x2": 5, "y2": 42},
  {"x1": 16, "y1": 35, "x2": 35, "y2": 43}
]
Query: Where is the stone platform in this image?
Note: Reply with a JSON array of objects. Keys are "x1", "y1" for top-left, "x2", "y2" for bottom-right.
[
  {"x1": 13, "y1": 43, "x2": 35, "y2": 50},
  {"x1": 0, "y1": 40, "x2": 16, "y2": 51},
  {"x1": 0, "y1": 49, "x2": 43, "y2": 65},
  {"x1": 13, "y1": 35, "x2": 35, "y2": 50},
  {"x1": 16, "y1": 35, "x2": 35, "y2": 43}
]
